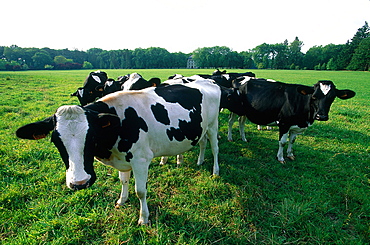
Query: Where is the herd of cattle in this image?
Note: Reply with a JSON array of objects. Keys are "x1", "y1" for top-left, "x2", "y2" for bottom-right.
[{"x1": 16, "y1": 69, "x2": 356, "y2": 224}]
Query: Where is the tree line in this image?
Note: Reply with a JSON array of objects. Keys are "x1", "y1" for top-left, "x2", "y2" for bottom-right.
[{"x1": 1, "y1": 22, "x2": 369, "y2": 71}]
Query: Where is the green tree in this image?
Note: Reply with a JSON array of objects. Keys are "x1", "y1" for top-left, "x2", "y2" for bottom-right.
[
  {"x1": 326, "y1": 58, "x2": 337, "y2": 70},
  {"x1": 82, "y1": 61, "x2": 93, "y2": 69},
  {"x1": 336, "y1": 22, "x2": 369, "y2": 70},
  {"x1": 347, "y1": 37, "x2": 370, "y2": 71},
  {"x1": 192, "y1": 46, "x2": 241, "y2": 68},
  {"x1": 54, "y1": 55, "x2": 72, "y2": 64},
  {"x1": 288, "y1": 37, "x2": 304, "y2": 68},
  {"x1": 32, "y1": 51, "x2": 52, "y2": 69}
]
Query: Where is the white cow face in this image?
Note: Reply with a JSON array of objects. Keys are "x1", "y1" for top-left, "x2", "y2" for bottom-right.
[
  {"x1": 16, "y1": 105, "x2": 121, "y2": 190},
  {"x1": 51, "y1": 106, "x2": 96, "y2": 190}
]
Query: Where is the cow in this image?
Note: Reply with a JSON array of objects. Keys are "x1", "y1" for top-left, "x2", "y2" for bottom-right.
[
  {"x1": 72, "y1": 72, "x2": 161, "y2": 106},
  {"x1": 16, "y1": 78, "x2": 222, "y2": 225},
  {"x1": 71, "y1": 70, "x2": 108, "y2": 106},
  {"x1": 229, "y1": 77, "x2": 356, "y2": 163}
]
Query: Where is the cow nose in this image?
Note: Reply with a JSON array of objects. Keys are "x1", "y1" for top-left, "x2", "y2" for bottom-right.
[
  {"x1": 68, "y1": 178, "x2": 91, "y2": 190},
  {"x1": 316, "y1": 114, "x2": 329, "y2": 121}
]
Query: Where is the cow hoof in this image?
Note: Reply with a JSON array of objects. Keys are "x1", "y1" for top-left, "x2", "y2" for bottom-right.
[
  {"x1": 287, "y1": 156, "x2": 295, "y2": 161},
  {"x1": 115, "y1": 203, "x2": 124, "y2": 209},
  {"x1": 277, "y1": 157, "x2": 286, "y2": 164},
  {"x1": 138, "y1": 219, "x2": 151, "y2": 226}
]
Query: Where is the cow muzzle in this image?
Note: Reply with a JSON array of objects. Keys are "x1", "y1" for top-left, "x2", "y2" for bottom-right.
[
  {"x1": 68, "y1": 177, "x2": 92, "y2": 190},
  {"x1": 315, "y1": 114, "x2": 329, "y2": 121}
]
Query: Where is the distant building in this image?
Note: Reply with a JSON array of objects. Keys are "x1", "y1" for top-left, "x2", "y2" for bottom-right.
[{"x1": 187, "y1": 55, "x2": 197, "y2": 69}]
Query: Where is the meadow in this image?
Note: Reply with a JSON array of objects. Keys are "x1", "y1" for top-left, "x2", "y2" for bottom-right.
[{"x1": 0, "y1": 69, "x2": 369, "y2": 244}]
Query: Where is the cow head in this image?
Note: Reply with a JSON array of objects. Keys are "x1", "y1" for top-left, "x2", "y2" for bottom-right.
[
  {"x1": 219, "y1": 86, "x2": 246, "y2": 116},
  {"x1": 71, "y1": 71, "x2": 108, "y2": 106},
  {"x1": 297, "y1": 80, "x2": 356, "y2": 121},
  {"x1": 16, "y1": 105, "x2": 120, "y2": 190},
  {"x1": 121, "y1": 73, "x2": 160, "y2": 91}
]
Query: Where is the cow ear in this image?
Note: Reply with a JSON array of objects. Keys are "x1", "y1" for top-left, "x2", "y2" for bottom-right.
[
  {"x1": 149, "y1": 78, "x2": 161, "y2": 87},
  {"x1": 71, "y1": 87, "x2": 83, "y2": 96},
  {"x1": 297, "y1": 86, "x2": 314, "y2": 95},
  {"x1": 16, "y1": 116, "x2": 55, "y2": 140},
  {"x1": 336, "y1": 89, "x2": 356, "y2": 100},
  {"x1": 97, "y1": 113, "x2": 120, "y2": 129}
]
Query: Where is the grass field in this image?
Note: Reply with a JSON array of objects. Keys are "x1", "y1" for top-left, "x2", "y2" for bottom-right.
[{"x1": 0, "y1": 69, "x2": 369, "y2": 244}]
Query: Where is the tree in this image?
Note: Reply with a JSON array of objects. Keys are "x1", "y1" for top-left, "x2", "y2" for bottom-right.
[
  {"x1": 336, "y1": 22, "x2": 370, "y2": 70},
  {"x1": 82, "y1": 61, "x2": 93, "y2": 69},
  {"x1": 288, "y1": 37, "x2": 304, "y2": 68},
  {"x1": 32, "y1": 51, "x2": 52, "y2": 69},
  {"x1": 192, "y1": 46, "x2": 242, "y2": 68},
  {"x1": 251, "y1": 43, "x2": 273, "y2": 69},
  {"x1": 347, "y1": 37, "x2": 370, "y2": 71},
  {"x1": 54, "y1": 55, "x2": 72, "y2": 65}
]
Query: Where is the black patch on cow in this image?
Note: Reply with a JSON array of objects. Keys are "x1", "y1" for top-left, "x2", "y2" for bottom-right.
[
  {"x1": 154, "y1": 85, "x2": 202, "y2": 110},
  {"x1": 117, "y1": 107, "x2": 148, "y2": 158},
  {"x1": 125, "y1": 152, "x2": 133, "y2": 162},
  {"x1": 151, "y1": 103, "x2": 170, "y2": 125},
  {"x1": 85, "y1": 101, "x2": 117, "y2": 115},
  {"x1": 154, "y1": 85, "x2": 203, "y2": 146},
  {"x1": 51, "y1": 130, "x2": 70, "y2": 169}
]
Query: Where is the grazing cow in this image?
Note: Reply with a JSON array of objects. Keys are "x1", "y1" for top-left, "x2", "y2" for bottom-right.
[
  {"x1": 71, "y1": 70, "x2": 108, "y2": 106},
  {"x1": 229, "y1": 77, "x2": 355, "y2": 163},
  {"x1": 16, "y1": 79, "x2": 221, "y2": 225}
]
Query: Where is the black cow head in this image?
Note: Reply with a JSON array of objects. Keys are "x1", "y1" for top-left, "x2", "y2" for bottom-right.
[
  {"x1": 16, "y1": 105, "x2": 120, "y2": 190},
  {"x1": 297, "y1": 80, "x2": 356, "y2": 121},
  {"x1": 71, "y1": 71, "x2": 108, "y2": 106}
]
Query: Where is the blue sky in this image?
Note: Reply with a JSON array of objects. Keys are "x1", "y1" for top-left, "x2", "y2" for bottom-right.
[{"x1": 3, "y1": 0, "x2": 369, "y2": 53}]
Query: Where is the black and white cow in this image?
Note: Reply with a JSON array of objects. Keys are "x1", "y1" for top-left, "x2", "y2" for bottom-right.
[
  {"x1": 121, "y1": 73, "x2": 160, "y2": 91},
  {"x1": 230, "y1": 77, "x2": 356, "y2": 163},
  {"x1": 16, "y1": 78, "x2": 221, "y2": 225},
  {"x1": 71, "y1": 70, "x2": 108, "y2": 106},
  {"x1": 72, "y1": 72, "x2": 161, "y2": 106}
]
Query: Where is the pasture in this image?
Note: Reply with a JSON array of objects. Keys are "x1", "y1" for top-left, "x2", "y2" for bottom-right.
[{"x1": 0, "y1": 69, "x2": 369, "y2": 244}]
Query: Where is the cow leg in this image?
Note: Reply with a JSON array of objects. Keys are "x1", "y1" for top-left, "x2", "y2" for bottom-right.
[
  {"x1": 196, "y1": 136, "x2": 207, "y2": 166},
  {"x1": 132, "y1": 163, "x2": 150, "y2": 225},
  {"x1": 116, "y1": 171, "x2": 131, "y2": 207},
  {"x1": 286, "y1": 133, "x2": 297, "y2": 161},
  {"x1": 176, "y1": 154, "x2": 184, "y2": 165},
  {"x1": 227, "y1": 112, "x2": 239, "y2": 141},
  {"x1": 159, "y1": 156, "x2": 168, "y2": 165},
  {"x1": 238, "y1": 116, "x2": 247, "y2": 142},
  {"x1": 286, "y1": 126, "x2": 306, "y2": 161},
  {"x1": 277, "y1": 132, "x2": 289, "y2": 164},
  {"x1": 207, "y1": 125, "x2": 219, "y2": 176}
]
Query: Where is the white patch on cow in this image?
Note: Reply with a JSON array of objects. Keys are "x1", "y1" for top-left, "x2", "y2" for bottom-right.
[
  {"x1": 106, "y1": 80, "x2": 114, "y2": 87},
  {"x1": 78, "y1": 88, "x2": 84, "y2": 97},
  {"x1": 172, "y1": 74, "x2": 184, "y2": 79},
  {"x1": 267, "y1": 79, "x2": 277, "y2": 82},
  {"x1": 92, "y1": 75, "x2": 102, "y2": 83},
  {"x1": 222, "y1": 74, "x2": 230, "y2": 80},
  {"x1": 240, "y1": 76, "x2": 252, "y2": 85},
  {"x1": 320, "y1": 83, "x2": 331, "y2": 95},
  {"x1": 55, "y1": 105, "x2": 91, "y2": 187},
  {"x1": 121, "y1": 73, "x2": 142, "y2": 90}
]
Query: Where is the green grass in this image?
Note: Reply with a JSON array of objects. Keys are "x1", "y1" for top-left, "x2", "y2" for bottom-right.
[{"x1": 0, "y1": 69, "x2": 369, "y2": 244}]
